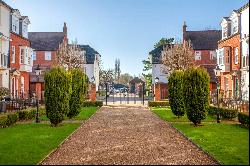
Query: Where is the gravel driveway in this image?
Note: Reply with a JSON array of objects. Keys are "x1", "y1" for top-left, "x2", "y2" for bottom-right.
[{"x1": 41, "y1": 106, "x2": 219, "y2": 165}]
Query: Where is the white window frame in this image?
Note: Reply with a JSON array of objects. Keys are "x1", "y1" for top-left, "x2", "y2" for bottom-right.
[
  {"x1": 210, "y1": 51, "x2": 216, "y2": 60},
  {"x1": 223, "y1": 26, "x2": 228, "y2": 39},
  {"x1": 195, "y1": 51, "x2": 201, "y2": 60},
  {"x1": 12, "y1": 46, "x2": 15, "y2": 63},
  {"x1": 45, "y1": 51, "x2": 51, "y2": 60},
  {"x1": 218, "y1": 49, "x2": 224, "y2": 65},
  {"x1": 33, "y1": 51, "x2": 36, "y2": 61},
  {"x1": 232, "y1": 19, "x2": 238, "y2": 34},
  {"x1": 234, "y1": 47, "x2": 238, "y2": 64},
  {"x1": 12, "y1": 17, "x2": 19, "y2": 34},
  {"x1": 20, "y1": 48, "x2": 25, "y2": 64}
]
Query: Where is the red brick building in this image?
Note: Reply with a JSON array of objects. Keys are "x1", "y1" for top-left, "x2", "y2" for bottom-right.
[
  {"x1": 28, "y1": 23, "x2": 68, "y2": 100},
  {"x1": 217, "y1": 10, "x2": 241, "y2": 99},
  {"x1": 183, "y1": 22, "x2": 222, "y2": 93},
  {"x1": 9, "y1": 9, "x2": 33, "y2": 99}
]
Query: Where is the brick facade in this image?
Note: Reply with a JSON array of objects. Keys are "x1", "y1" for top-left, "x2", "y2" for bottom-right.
[
  {"x1": 154, "y1": 83, "x2": 168, "y2": 101},
  {"x1": 218, "y1": 33, "x2": 241, "y2": 98},
  {"x1": 33, "y1": 51, "x2": 57, "y2": 67},
  {"x1": 194, "y1": 50, "x2": 217, "y2": 65},
  {"x1": 9, "y1": 32, "x2": 31, "y2": 98}
]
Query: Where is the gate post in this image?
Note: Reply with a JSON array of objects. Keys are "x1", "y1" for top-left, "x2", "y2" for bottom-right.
[
  {"x1": 142, "y1": 82, "x2": 145, "y2": 105},
  {"x1": 105, "y1": 83, "x2": 108, "y2": 105}
]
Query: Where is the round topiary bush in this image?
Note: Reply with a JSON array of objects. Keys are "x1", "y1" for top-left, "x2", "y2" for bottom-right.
[
  {"x1": 183, "y1": 67, "x2": 210, "y2": 126},
  {"x1": 68, "y1": 68, "x2": 88, "y2": 118},
  {"x1": 168, "y1": 70, "x2": 185, "y2": 118},
  {"x1": 44, "y1": 67, "x2": 72, "y2": 126}
]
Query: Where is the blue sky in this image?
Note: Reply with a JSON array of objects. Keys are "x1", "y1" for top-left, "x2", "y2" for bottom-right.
[{"x1": 5, "y1": 0, "x2": 249, "y2": 76}]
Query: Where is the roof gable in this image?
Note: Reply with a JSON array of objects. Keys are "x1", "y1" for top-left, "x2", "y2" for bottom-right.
[
  {"x1": 149, "y1": 45, "x2": 164, "y2": 64},
  {"x1": 28, "y1": 32, "x2": 65, "y2": 51},
  {"x1": 78, "y1": 45, "x2": 100, "y2": 64},
  {"x1": 186, "y1": 30, "x2": 221, "y2": 50},
  {"x1": 11, "y1": 9, "x2": 21, "y2": 18},
  {"x1": 21, "y1": 16, "x2": 30, "y2": 24}
]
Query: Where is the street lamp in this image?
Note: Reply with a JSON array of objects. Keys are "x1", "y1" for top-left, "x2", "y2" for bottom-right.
[
  {"x1": 154, "y1": 77, "x2": 159, "y2": 101},
  {"x1": 34, "y1": 65, "x2": 41, "y2": 123},
  {"x1": 214, "y1": 65, "x2": 222, "y2": 123}
]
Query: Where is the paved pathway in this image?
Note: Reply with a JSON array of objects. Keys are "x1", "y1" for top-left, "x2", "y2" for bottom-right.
[{"x1": 41, "y1": 106, "x2": 219, "y2": 165}]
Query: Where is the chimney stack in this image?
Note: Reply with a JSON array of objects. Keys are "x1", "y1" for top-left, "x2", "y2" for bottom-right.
[
  {"x1": 183, "y1": 21, "x2": 187, "y2": 42},
  {"x1": 63, "y1": 22, "x2": 67, "y2": 37}
]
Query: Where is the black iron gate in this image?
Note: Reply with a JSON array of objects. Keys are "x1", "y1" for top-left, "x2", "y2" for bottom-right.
[{"x1": 97, "y1": 83, "x2": 153, "y2": 106}]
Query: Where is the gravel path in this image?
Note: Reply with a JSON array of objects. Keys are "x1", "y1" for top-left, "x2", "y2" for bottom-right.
[{"x1": 41, "y1": 106, "x2": 219, "y2": 165}]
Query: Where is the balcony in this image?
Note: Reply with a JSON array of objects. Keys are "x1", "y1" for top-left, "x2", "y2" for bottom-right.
[{"x1": 20, "y1": 64, "x2": 32, "y2": 72}]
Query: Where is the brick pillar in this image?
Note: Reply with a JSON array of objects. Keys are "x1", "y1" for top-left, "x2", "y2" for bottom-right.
[
  {"x1": 35, "y1": 83, "x2": 42, "y2": 100},
  {"x1": 90, "y1": 84, "x2": 96, "y2": 101},
  {"x1": 155, "y1": 83, "x2": 161, "y2": 101}
]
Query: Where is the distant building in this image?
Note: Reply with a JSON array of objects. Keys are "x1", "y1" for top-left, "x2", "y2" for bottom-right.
[
  {"x1": 149, "y1": 45, "x2": 169, "y2": 101},
  {"x1": 0, "y1": 1, "x2": 11, "y2": 89},
  {"x1": 183, "y1": 22, "x2": 221, "y2": 92},
  {"x1": 9, "y1": 9, "x2": 32, "y2": 98},
  {"x1": 28, "y1": 23, "x2": 68, "y2": 99},
  {"x1": 78, "y1": 45, "x2": 100, "y2": 91}
]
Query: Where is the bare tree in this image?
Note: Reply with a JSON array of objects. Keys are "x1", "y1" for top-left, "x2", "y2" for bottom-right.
[
  {"x1": 161, "y1": 40, "x2": 195, "y2": 73},
  {"x1": 56, "y1": 40, "x2": 85, "y2": 70},
  {"x1": 99, "y1": 68, "x2": 115, "y2": 86}
]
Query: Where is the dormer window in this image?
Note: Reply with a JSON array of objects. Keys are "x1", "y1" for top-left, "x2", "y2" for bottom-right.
[
  {"x1": 223, "y1": 26, "x2": 228, "y2": 39},
  {"x1": 231, "y1": 18, "x2": 238, "y2": 34},
  {"x1": 22, "y1": 24, "x2": 28, "y2": 38},
  {"x1": 12, "y1": 16, "x2": 19, "y2": 34}
]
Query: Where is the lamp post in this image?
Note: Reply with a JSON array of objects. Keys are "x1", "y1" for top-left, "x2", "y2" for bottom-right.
[
  {"x1": 214, "y1": 65, "x2": 222, "y2": 123},
  {"x1": 34, "y1": 65, "x2": 41, "y2": 123},
  {"x1": 154, "y1": 77, "x2": 159, "y2": 101}
]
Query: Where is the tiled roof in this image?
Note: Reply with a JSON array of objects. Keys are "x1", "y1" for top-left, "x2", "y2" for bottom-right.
[
  {"x1": 78, "y1": 45, "x2": 99, "y2": 64},
  {"x1": 200, "y1": 64, "x2": 218, "y2": 83},
  {"x1": 129, "y1": 77, "x2": 144, "y2": 84},
  {"x1": 0, "y1": 0, "x2": 13, "y2": 10},
  {"x1": 238, "y1": 2, "x2": 249, "y2": 12},
  {"x1": 28, "y1": 32, "x2": 65, "y2": 51},
  {"x1": 149, "y1": 45, "x2": 164, "y2": 64},
  {"x1": 185, "y1": 30, "x2": 221, "y2": 50}
]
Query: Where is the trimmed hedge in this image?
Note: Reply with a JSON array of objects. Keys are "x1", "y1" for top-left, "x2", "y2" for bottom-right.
[
  {"x1": 68, "y1": 69, "x2": 88, "y2": 118},
  {"x1": 45, "y1": 67, "x2": 72, "y2": 126},
  {"x1": 238, "y1": 112, "x2": 249, "y2": 127},
  {"x1": 148, "y1": 101, "x2": 170, "y2": 107},
  {"x1": 0, "y1": 113, "x2": 18, "y2": 128},
  {"x1": 183, "y1": 67, "x2": 210, "y2": 126},
  {"x1": 208, "y1": 106, "x2": 238, "y2": 120},
  {"x1": 17, "y1": 108, "x2": 46, "y2": 121},
  {"x1": 82, "y1": 101, "x2": 103, "y2": 107},
  {"x1": 168, "y1": 70, "x2": 185, "y2": 118}
]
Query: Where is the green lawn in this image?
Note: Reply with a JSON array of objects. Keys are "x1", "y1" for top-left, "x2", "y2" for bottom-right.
[
  {"x1": 151, "y1": 107, "x2": 249, "y2": 165},
  {"x1": 71, "y1": 107, "x2": 98, "y2": 120},
  {"x1": 0, "y1": 123, "x2": 80, "y2": 165},
  {"x1": 151, "y1": 107, "x2": 216, "y2": 122},
  {"x1": 39, "y1": 106, "x2": 99, "y2": 121}
]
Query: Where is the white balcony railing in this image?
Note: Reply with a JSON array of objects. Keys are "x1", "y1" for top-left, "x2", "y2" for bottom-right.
[{"x1": 20, "y1": 64, "x2": 32, "y2": 72}]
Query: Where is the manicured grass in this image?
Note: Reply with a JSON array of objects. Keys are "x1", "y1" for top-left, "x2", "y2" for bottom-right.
[
  {"x1": 151, "y1": 107, "x2": 249, "y2": 165},
  {"x1": 70, "y1": 107, "x2": 98, "y2": 120},
  {"x1": 39, "y1": 107, "x2": 99, "y2": 121},
  {"x1": 174, "y1": 123, "x2": 249, "y2": 165},
  {"x1": 0, "y1": 123, "x2": 80, "y2": 165},
  {"x1": 151, "y1": 107, "x2": 216, "y2": 122}
]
